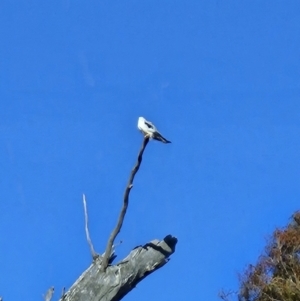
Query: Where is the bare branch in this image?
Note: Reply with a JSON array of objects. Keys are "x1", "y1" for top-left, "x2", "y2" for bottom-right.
[
  {"x1": 101, "y1": 137, "x2": 149, "y2": 271},
  {"x1": 83, "y1": 194, "x2": 98, "y2": 260},
  {"x1": 218, "y1": 289, "x2": 237, "y2": 301},
  {"x1": 43, "y1": 287, "x2": 54, "y2": 301},
  {"x1": 60, "y1": 287, "x2": 66, "y2": 300}
]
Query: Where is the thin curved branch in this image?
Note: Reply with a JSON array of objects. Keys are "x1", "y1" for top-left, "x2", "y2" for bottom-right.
[
  {"x1": 82, "y1": 194, "x2": 98, "y2": 260},
  {"x1": 101, "y1": 137, "x2": 149, "y2": 271}
]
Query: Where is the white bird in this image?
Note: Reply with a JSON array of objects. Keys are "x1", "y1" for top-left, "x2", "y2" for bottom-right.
[{"x1": 137, "y1": 117, "x2": 171, "y2": 144}]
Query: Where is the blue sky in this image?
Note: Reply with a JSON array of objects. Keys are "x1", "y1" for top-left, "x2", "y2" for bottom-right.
[{"x1": 1, "y1": 1, "x2": 300, "y2": 300}]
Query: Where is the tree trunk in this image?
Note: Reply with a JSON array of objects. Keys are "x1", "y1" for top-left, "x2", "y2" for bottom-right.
[
  {"x1": 60, "y1": 235, "x2": 177, "y2": 301},
  {"x1": 51, "y1": 137, "x2": 177, "y2": 301}
]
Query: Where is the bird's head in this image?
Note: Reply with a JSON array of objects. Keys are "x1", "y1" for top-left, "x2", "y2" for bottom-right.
[{"x1": 138, "y1": 117, "x2": 146, "y2": 125}]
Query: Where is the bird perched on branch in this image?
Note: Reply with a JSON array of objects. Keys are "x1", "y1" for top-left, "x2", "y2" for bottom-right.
[{"x1": 138, "y1": 117, "x2": 171, "y2": 144}]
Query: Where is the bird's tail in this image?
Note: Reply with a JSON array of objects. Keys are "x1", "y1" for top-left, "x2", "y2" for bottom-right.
[{"x1": 154, "y1": 132, "x2": 171, "y2": 144}]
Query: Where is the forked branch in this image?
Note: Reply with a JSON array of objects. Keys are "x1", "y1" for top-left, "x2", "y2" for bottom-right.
[{"x1": 101, "y1": 137, "x2": 149, "y2": 271}]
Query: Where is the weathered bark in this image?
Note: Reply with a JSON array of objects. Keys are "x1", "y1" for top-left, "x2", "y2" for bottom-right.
[
  {"x1": 54, "y1": 136, "x2": 177, "y2": 301},
  {"x1": 60, "y1": 235, "x2": 177, "y2": 301}
]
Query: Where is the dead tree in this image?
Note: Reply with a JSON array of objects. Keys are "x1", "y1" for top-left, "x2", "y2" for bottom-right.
[{"x1": 51, "y1": 137, "x2": 177, "y2": 301}]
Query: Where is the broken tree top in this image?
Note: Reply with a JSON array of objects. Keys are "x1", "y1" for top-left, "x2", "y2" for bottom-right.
[{"x1": 61, "y1": 235, "x2": 177, "y2": 301}]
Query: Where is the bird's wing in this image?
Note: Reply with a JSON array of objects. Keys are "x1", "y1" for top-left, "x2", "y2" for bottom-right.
[
  {"x1": 144, "y1": 120, "x2": 156, "y2": 130},
  {"x1": 138, "y1": 119, "x2": 155, "y2": 135}
]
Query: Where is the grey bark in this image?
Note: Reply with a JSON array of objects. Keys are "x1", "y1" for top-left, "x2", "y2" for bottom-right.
[
  {"x1": 60, "y1": 235, "x2": 177, "y2": 301},
  {"x1": 56, "y1": 137, "x2": 177, "y2": 301}
]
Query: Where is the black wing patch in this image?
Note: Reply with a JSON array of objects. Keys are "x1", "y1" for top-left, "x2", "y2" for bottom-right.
[{"x1": 145, "y1": 121, "x2": 154, "y2": 129}]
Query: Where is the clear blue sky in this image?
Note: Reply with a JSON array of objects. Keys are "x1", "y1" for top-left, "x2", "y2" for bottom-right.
[{"x1": 1, "y1": 1, "x2": 300, "y2": 300}]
